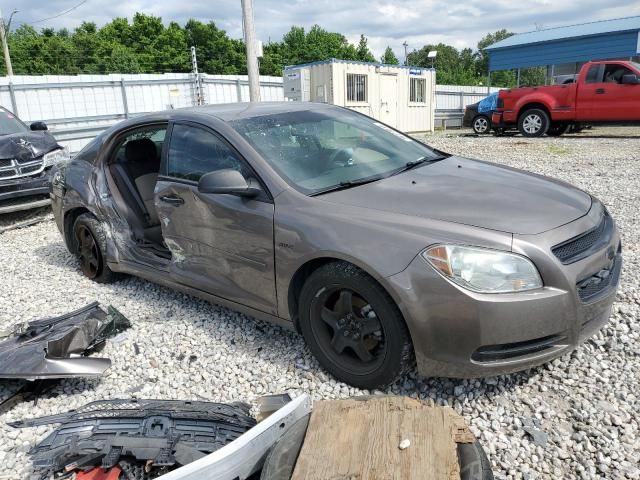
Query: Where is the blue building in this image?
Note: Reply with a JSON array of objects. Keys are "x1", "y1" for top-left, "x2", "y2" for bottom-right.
[{"x1": 486, "y1": 16, "x2": 640, "y2": 84}]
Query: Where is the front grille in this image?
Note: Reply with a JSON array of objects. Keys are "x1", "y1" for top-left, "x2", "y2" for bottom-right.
[
  {"x1": 577, "y1": 253, "x2": 621, "y2": 302},
  {"x1": 552, "y1": 212, "x2": 610, "y2": 264},
  {"x1": 0, "y1": 157, "x2": 45, "y2": 180},
  {"x1": 472, "y1": 334, "x2": 567, "y2": 363}
]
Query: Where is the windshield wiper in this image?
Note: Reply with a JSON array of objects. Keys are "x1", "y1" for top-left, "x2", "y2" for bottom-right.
[
  {"x1": 390, "y1": 154, "x2": 447, "y2": 176},
  {"x1": 309, "y1": 176, "x2": 384, "y2": 196}
]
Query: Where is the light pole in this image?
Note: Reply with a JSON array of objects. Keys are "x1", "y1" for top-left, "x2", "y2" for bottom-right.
[
  {"x1": 0, "y1": 9, "x2": 17, "y2": 77},
  {"x1": 402, "y1": 41, "x2": 408, "y2": 66},
  {"x1": 241, "y1": 0, "x2": 260, "y2": 102}
]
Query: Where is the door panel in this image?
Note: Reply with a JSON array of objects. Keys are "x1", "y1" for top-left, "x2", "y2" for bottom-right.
[
  {"x1": 577, "y1": 63, "x2": 640, "y2": 121},
  {"x1": 154, "y1": 123, "x2": 277, "y2": 314}
]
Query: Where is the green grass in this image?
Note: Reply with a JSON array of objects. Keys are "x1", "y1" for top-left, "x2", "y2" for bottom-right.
[{"x1": 547, "y1": 144, "x2": 571, "y2": 155}]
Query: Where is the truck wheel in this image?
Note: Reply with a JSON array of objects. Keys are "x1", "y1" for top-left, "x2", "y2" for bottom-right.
[
  {"x1": 547, "y1": 124, "x2": 568, "y2": 137},
  {"x1": 518, "y1": 109, "x2": 549, "y2": 137},
  {"x1": 472, "y1": 116, "x2": 490, "y2": 134}
]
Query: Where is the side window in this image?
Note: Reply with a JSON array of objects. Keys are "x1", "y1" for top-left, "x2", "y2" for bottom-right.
[
  {"x1": 167, "y1": 124, "x2": 246, "y2": 182},
  {"x1": 115, "y1": 127, "x2": 166, "y2": 164},
  {"x1": 409, "y1": 78, "x2": 426, "y2": 103},
  {"x1": 585, "y1": 65, "x2": 601, "y2": 84},
  {"x1": 603, "y1": 64, "x2": 635, "y2": 84},
  {"x1": 346, "y1": 74, "x2": 368, "y2": 102}
]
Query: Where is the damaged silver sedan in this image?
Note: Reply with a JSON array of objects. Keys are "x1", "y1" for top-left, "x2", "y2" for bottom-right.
[{"x1": 50, "y1": 103, "x2": 621, "y2": 389}]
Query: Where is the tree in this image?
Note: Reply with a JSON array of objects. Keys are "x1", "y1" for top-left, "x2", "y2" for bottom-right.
[
  {"x1": 408, "y1": 43, "x2": 478, "y2": 85},
  {"x1": 476, "y1": 29, "x2": 515, "y2": 87},
  {"x1": 355, "y1": 34, "x2": 376, "y2": 62},
  {"x1": 380, "y1": 46, "x2": 399, "y2": 65}
]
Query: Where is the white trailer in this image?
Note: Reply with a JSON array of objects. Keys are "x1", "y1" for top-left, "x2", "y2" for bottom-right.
[{"x1": 284, "y1": 58, "x2": 435, "y2": 133}]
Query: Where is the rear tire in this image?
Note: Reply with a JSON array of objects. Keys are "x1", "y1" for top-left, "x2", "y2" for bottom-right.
[
  {"x1": 72, "y1": 213, "x2": 117, "y2": 283},
  {"x1": 298, "y1": 262, "x2": 414, "y2": 389},
  {"x1": 472, "y1": 115, "x2": 490, "y2": 134},
  {"x1": 518, "y1": 108, "x2": 550, "y2": 137}
]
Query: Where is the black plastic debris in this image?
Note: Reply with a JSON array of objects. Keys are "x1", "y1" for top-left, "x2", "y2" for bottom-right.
[
  {"x1": 0, "y1": 302, "x2": 131, "y2": 380},
  {"x1": 10, "y1": 398, "x2": 257, "y2": 478}
]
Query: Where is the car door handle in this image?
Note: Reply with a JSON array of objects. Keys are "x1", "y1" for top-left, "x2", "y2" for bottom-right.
[
  {"x1": 595, "y1": 88, "x2": 605, "y2": 94},
  {"x1": 159, "y1": 195, "x2": 184, "y2": 206}
]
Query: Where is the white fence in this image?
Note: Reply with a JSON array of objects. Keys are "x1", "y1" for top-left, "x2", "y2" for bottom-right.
[
  {"x1": 0, "y1": 74, "x2": 498, "y2": 152},
  {"x1": 0, "y1": 73, "x2": 284, "y2": 152},
  {"x1": 435, "y1": 85, "x2": 501, "y2": 128}
]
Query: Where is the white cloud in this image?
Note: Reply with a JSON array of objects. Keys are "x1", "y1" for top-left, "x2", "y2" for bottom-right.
[{"x1": 3, "y1": 0, "x2": 640, "y2": 59}]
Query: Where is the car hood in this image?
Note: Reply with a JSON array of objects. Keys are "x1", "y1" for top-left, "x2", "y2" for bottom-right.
[
  {"x1": 319, "y1": 156, "x2": 592, "y2": 235},
  {"x1": 0, "y1": 131, "x2": 60, "y2": 161}
]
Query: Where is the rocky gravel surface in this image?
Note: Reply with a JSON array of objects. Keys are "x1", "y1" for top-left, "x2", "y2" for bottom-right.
[{"x1": 1, "y1": 129, "x2": 639, "y2": 479}]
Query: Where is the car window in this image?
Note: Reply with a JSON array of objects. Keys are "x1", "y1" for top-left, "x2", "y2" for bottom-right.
[
  {"x1": 603, "y1": 64, "x2": 635, "y2": 84},
  {"x1": 0, "y1": 109, "x2": 28, "y2": 135},
  {"x1": 585, "y1": 65, "x2": 601, "y2": 84},
  {"x1": 167, "y1": 124, "x2": 247, "y2": 182},
  {"x1": 114, "y1": 127, "x2": 166, "y2": 164}
]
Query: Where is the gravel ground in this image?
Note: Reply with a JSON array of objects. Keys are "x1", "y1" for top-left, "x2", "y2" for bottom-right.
[{"x1": 1, "y1": 128, "x2": 639, "y2": 479}]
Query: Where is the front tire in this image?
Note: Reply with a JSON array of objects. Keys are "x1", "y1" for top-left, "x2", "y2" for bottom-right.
[
  {"x1": 518, "y1": 108, "x2": 550, "y2": 137},
  {"x1": 72, "y1": 213, "x2": 117, "y2": 283},
  {"x1": 298, "y1": 262, "x2": 414, "y2": 389},
  {"x1": 472, "y1": 115, "x2": 490, "y2": 134}
]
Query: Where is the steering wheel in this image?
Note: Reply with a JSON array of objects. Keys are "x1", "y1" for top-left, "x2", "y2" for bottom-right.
[{"x1": 328, "y1": 148, "x2": 354, "y2": 167}]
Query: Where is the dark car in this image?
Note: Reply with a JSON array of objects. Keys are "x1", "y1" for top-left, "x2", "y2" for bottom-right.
[
  {"x1": 50, "y1": 102, "x2": 621, "y2": 389},
  {"x1": 0, "y1": 107, "x2": 69, "y2": 214},
  {"x1": 463, "y1": 101, "x2": 492, "y2": 134}
]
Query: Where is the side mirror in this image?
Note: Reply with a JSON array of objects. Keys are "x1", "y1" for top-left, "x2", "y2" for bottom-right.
[
  {"x1": 621, "y1": 74, "x2": 640, "y2": 85},
  {"x1": 198, "y1": 169, "x2": 260, "y2": 198},
  {"x1": 30, "y1": 121, "x2": 48, "y2": 131}
]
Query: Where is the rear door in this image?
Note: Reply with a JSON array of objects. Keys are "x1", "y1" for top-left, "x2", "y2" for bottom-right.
[{"x1": 154, "y1": 122, "x2": 277, "y2": 315}]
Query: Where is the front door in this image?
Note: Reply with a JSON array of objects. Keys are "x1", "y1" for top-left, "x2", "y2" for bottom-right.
[
  {"x1": 154, "y1": 122, "x2": 277, "y2": 315},
  {"x1": 577, "y1": 63, "x2": 640, "y2": 121},
  {"x1": 378, "y1": 75, "x2": 398, "y2": 128}
]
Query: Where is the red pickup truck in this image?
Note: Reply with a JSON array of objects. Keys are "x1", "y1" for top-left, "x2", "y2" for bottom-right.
[{"x1": 492, "y1": 60, "x2": 640, "y2": 137}]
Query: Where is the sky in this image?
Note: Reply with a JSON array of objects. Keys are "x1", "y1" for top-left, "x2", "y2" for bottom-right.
[{"x1": 2, "y1": 0, "x2": 640, "y2": 60}]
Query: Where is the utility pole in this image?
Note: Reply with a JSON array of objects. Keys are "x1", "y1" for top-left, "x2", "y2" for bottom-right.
[
  {"x1": 241, "y1": 0, "x2": 260, "y2": 102},
  {"x1": 402, "y1": 41, "x2": 408, "y2": 66},
  {"x1": 0, "y1": 9, "x2": 17, "y2": 77},
  {"x1": 191, "y1": 46, "x2": 204, "y2": 105}
]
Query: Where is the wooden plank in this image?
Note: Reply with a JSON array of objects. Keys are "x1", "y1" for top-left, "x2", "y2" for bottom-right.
[{"x1": 291, "y1": 396, "x2": 474, "y2": 480}]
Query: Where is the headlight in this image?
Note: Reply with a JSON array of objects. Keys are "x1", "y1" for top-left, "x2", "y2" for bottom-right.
[
  {"x1": 422, "y1": 245, "x2": 542, "y2": 293},
  {"x1": 43, "y1": 147, "x2": 70, "y2": 167}
]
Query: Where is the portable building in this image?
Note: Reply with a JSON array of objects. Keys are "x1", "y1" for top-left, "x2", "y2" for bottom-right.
[{"x1": 283, "y1": 59, "x2": 435, "y2": 133}]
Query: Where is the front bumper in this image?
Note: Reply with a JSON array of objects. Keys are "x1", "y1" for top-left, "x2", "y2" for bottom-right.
[
  {"x1": 387, "y1": 203, "x2": 621, "y2": 378},
  {"x1": 0, "y1": 168, "x2": 52, "y2": 213}
]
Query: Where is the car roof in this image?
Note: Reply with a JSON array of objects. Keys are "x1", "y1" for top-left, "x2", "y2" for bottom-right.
[{"x1": 135, "y1": 101, "x2": 337, "y2": 124}]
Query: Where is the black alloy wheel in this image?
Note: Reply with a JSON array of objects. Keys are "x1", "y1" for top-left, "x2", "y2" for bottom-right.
[
  {"x1": 311, "y1": 287, "x2": 386, "y2": 375},
  {"x1": 72, "y1": 213, "x2": 117, "y2": 283},
  {"x1": 298, "y1": 262, "x2": 414, "y2": 389},
  {"x1": 76, "y1": 224, "x2": 101, "y2": 279}
]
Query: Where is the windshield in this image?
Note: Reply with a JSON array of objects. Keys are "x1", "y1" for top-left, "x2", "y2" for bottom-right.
[
  {"x1": 0, "y1": 109, "x2": 28, "y2": 136},
  {"x1": 230, "y1": 108, "x2": 442, "y2": 195}
]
